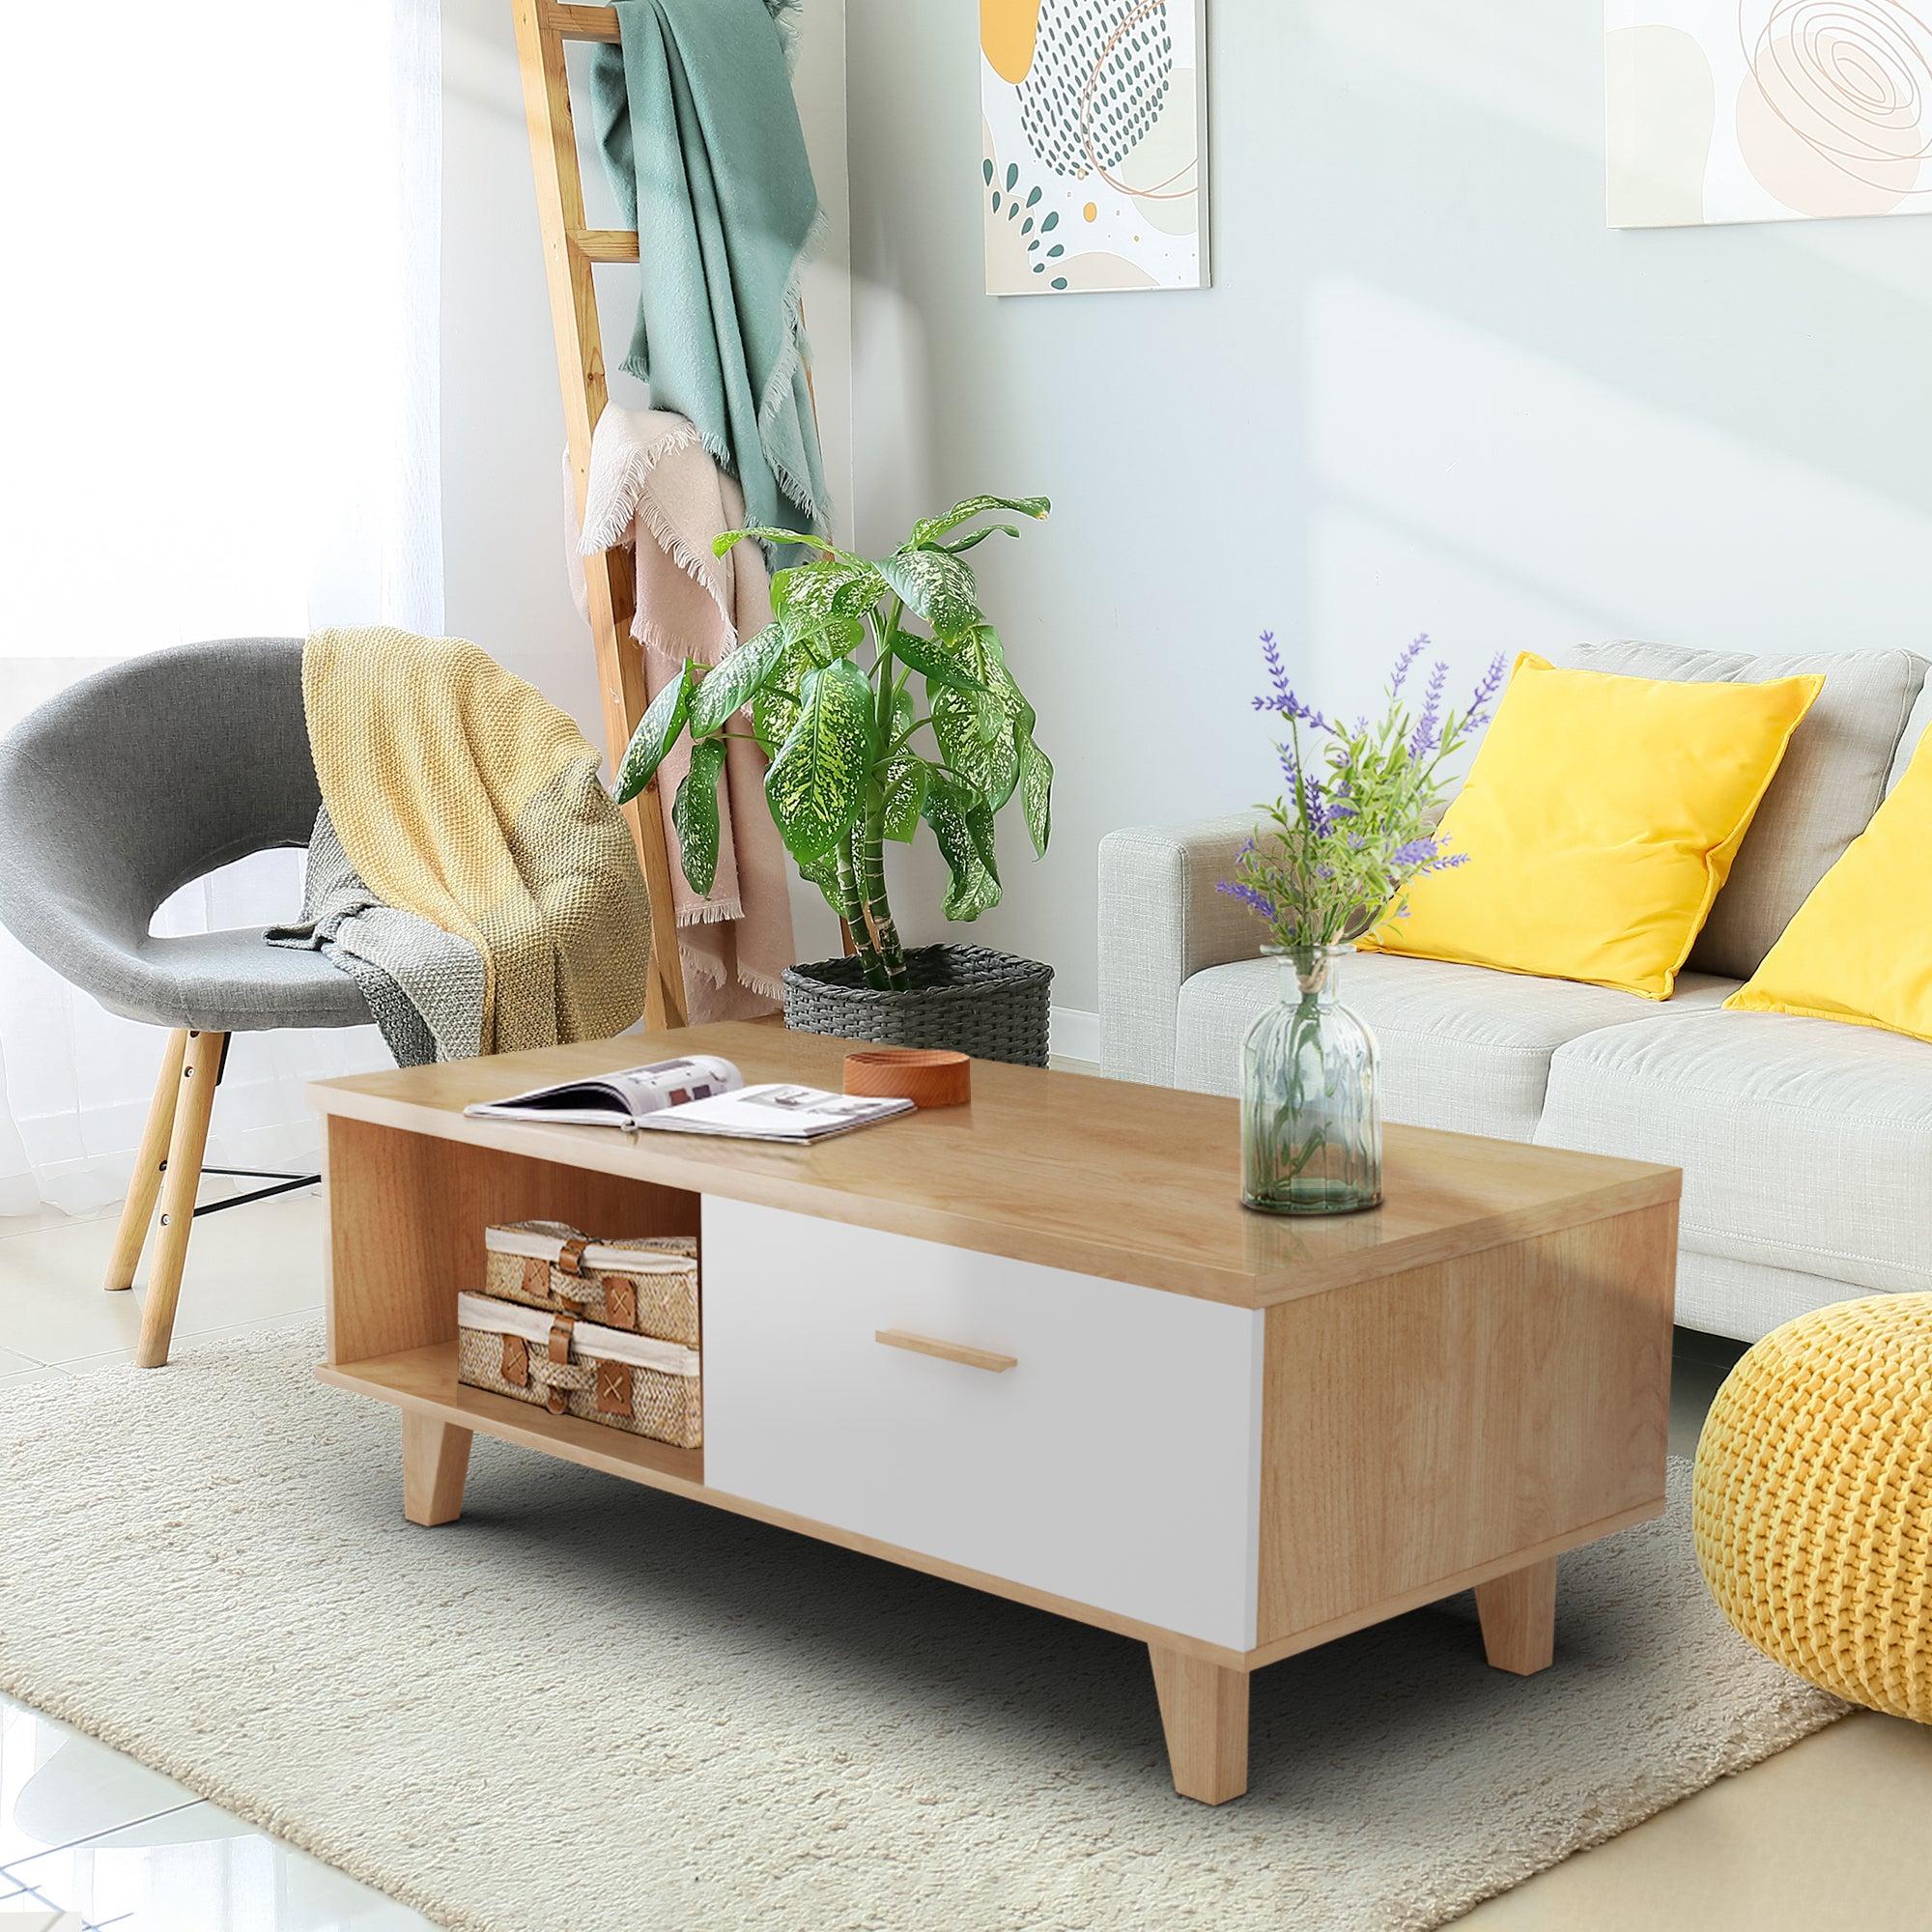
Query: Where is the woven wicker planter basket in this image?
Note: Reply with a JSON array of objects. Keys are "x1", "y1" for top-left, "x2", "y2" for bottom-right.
[{"x1": 782, "y1": 944, "x2": 1053, "y2": 1067}]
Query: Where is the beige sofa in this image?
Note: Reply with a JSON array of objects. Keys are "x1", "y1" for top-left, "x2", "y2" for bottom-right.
[{"x1": 1098, "y1": 640, "x2": 1932, "y2": 1344}]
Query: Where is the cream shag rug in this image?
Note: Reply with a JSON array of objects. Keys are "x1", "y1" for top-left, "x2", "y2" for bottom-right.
[{"x1": 0, "y1": 1330, "x2": 1843, "y2": 1932}]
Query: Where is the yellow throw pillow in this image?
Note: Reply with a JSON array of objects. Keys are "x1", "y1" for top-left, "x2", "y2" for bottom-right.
[
  {"x1": 1727, "y1": 729, "x2": 1932, "y2": 1042},
  {"x1": 1361, "y1": 653, "x2": 1823, "y2": 999}
]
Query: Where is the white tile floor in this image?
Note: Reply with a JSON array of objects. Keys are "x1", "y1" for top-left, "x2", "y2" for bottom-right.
[
  {"x1": 0, "y1": 1188, "x2": 434, "y2": 1931},
  {"x1": 0, "y1": 1698, "x2": 430, "y2": 1929},
  {"x1": 3, "y1": 1161, "x2": 1929, "y2": 1930}
]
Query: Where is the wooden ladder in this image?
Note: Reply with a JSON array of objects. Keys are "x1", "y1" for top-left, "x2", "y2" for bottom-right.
[{"x1": 511, "y1": 0, "x2": 688, "y2": 1029}]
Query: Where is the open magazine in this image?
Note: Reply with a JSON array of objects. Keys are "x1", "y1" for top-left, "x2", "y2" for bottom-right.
[{"x1": 463, "y1": 1054, "x2": 913, "y2": 1144}]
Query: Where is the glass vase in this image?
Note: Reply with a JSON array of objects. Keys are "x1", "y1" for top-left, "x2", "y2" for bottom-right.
[{"x1": 1240, "y1": 944, "x2": 1382, "y2": 1215}]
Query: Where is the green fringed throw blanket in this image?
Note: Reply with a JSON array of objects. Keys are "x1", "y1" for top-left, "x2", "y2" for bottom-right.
[{"x1": 590, "y1": 0, "x2": 828, "y2": 538}]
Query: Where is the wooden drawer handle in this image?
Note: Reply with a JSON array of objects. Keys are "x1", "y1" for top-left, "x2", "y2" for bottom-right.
[{"x1": 875, "y1": 1328, "x2": 1016, "y2": 1374}]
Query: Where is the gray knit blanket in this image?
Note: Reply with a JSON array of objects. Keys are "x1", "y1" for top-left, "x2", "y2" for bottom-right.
[{"x1": 267, "y1": 807, "x2": 486, "y2": 1066}]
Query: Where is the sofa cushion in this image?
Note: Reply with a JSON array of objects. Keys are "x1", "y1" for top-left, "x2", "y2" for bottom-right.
[
  {"x1": 1892, "y1": 672, "x2": 1932, "y2": 794},
  {"x1": 1173, "y1": 949, "x2": 1737, "y2": 1138},
  {"x1": 1538, "y1": 1008, "x2": 1932, "y2": 1295},
  {"x1": 1556, "y1": 641, "x2": 1928, "y2": 980},
  {"x1": 1364, "y1": 653, "x2": 1822, "y2": 999},
  {"x1": 1727, "y1": 728, "x2": 1932, "y2": 1045}
]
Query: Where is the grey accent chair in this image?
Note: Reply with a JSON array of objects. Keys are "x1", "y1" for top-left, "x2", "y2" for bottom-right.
[{"x1": 0, "y1": 639, "x2": 369, "y2": 1367}]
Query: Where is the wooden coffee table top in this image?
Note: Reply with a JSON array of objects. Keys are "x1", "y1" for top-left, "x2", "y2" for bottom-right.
[{"x1": 310, "y1": 1021, "x2": 1678, "y2": 1310}]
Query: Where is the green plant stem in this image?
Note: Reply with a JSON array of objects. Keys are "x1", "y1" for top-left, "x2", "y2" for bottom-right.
[
  {"x1": 855, "y1": 794, "x2": 908, "y2": 988},
  {"x1": 871, "y1": 597, "x2": 905, "y2": 743},
  {"x1": 832, "y1": 842, "x2": 891, "y2": 989}
]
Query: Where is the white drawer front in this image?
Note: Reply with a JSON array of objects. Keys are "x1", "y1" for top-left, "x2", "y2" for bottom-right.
[{"x1": 702, "y1": 1200, "x2": 1263, "y2": 1649}]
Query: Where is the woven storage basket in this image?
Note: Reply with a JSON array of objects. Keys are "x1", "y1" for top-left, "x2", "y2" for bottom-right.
[
  {"x1": 484, "y1": 1220, "x2": 699, "y2": 1347},
  {"x1": 782, "y1": 943, "x2": 1052, "y2": 1067},
  {"x1": 456, "y1": 1293, "x2": 702, "y2": 1449}
]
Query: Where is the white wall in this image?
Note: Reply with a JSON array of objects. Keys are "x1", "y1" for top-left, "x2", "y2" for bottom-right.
[
  {"x1": 844, "y1": 0, "x2": 1932, "y2": 1012},
  {"x1": 439, "y1": 0, "x2": 853, "y2": 960}
]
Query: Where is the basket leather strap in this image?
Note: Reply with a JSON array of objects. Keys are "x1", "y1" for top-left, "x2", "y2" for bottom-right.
[
  {"x1": 500, "y1": 1333, "x2": 529, "y2": 1387},
  {"x1": 595, "y1": 1359, "x2": 635, "y2": 1415},
  {"x1": 602, "y1": 1277, "x2": 639, "y2": 1332},
  {"x1": 554, "y1": 1236, "x2": 591, "y2": 1277},
  {"x1": 545, "y1": 1314, "x2": 575, "y2": 1413}
]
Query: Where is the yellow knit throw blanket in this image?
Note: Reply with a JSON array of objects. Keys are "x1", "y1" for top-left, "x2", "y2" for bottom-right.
[{"x1": 302, "y1": 627, "x2": 651, "y2": 1054}]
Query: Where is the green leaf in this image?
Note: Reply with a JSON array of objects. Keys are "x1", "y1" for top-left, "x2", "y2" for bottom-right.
[
  {"x1": 880, "y1": 749, "x2": 929, "y2": 843},
  {"x1": 907, "y1": 495, "x2": 1050, "y2": 549},
  {"x1": 891, "y1": 684, "x2": 916, "y2": 740},
  {"x1": 774, "y1": 558, "x2": 886, "y2": 632},
  {"x1": 688, "y1": 622, "x2": 789, "y2": 736},
  {"x1": 923, "y1": 627, "x2": 1034, "y2": 804},
  {"x1": 965, "y1": 797, "x2": 1001, "y2": 884},
  {"x1": 887, "y1": 625, "x2": 987, "y2": 695},
  {"x1": 715, "y1": 526, "x2": 837, "y2": 557},
  {"x1": 930, "y1": 652, "x2": 1021, "y2": 810},
  {"x1": 749, "y1": 639, "x2": 823, "y2": 756},
  {"x1": 612, "y1": 663, "x2": 694, "y2": 803},
  {"x1": 764, "y1": 657, "x2": 873, "y2": 863},
  {"x1": 922, "y1": 774, "x2": 1002, "y2": 921},
  {"x1": 876, "y1": 549, "x2": 980, "y2": 639},
  {"x1": 670, "y1": 738, "x2": 726, "y2": 895},
  {"x1": 794, "y1": 844, "x2": 850, "y2": 921},
  {"x1": 939, "y1": 524, "x2": 1022, "y2": 555},
  {"x1": 1019, "y1": 734, "x2": 1053, "y2": 858},
  {"x1": 975, "y1": 626, "x2": 1037, "y2": 739}
]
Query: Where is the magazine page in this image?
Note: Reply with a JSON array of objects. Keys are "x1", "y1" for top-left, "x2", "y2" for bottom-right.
[
  {"x1": 465, "y1": 1055, "x2": 743, "y2": 1128},
  {"x1": 633, "y1": 1083, "x2": 914, "y2": 1143}
]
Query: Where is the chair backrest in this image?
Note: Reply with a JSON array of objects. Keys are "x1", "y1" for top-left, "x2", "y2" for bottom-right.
[{"x1": 0, "y1": 639, "x2": 318, "y2": 971}]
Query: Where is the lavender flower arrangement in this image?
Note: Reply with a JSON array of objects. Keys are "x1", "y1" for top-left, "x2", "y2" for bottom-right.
[{"x1": 1223, "y1": 632, "x2": 1507, "y2": 965}]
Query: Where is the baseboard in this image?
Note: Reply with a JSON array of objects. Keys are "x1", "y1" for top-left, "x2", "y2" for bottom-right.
[{"x1": 1050, "y1": 1006, "x2": 1100, "y2": 1068}]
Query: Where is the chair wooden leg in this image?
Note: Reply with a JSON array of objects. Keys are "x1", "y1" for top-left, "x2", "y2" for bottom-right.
[
  {"x1": 402, "y1": 1414, "x2": 473, "y2": 1526},
  {"x1": 102, "y1": 1030, "x2": 188, "y2": 1293},
  {"x1": 134, "y1": 1029, "x2": 225, "y2": 1370},
  {"x1": 1476, "y1": 1556, "x2": 1559, "y2": 1676},
  {"x1": 1149, "y1": 1642, "x2": 1250, "y2": 1804}
]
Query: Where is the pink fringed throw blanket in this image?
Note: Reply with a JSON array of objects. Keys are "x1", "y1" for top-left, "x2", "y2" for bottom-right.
[{"x1": 572, "y1": 408, "x2": 797, "y2": 1019}]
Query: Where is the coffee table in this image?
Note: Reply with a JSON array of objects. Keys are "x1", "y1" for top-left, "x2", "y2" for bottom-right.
[{"x1": 310, "y1": 1021, "x2": 1679, "y2": 1804}]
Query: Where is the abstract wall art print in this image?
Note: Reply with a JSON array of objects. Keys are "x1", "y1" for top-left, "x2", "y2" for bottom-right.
[
  {"x1": 1606, "y1": 0, "x2": 1932, "y2": 227},
  {"x1": 980, "y1": 0, "x2": 1210, "y2": 295}
]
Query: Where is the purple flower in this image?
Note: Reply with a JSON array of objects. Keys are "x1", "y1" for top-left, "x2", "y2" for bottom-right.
[
  {"x1": 1260, "y1": 630, "x2": 1291, "y2": 707},
  {"x1": 1391, "y1": 837, "x2": 1438, "y2": 868},
  {"x1": 1408, "y1": 659, "x2": 1448, "y2": 756},
  {"x1": 1464, "y1": 652, "x2": 1509, "y2": 729},
  {"x1": 1252, "y1": 630, "x2": 1328, "y2": 730},
  {"x1": 1218, "y1": 878, "x2": 1277, "y2": 921},
  {"x1": 1299, "y1": 768, "x2": 1338, "y2": 837},
  {"x1": 1390, "y1": 633, "x2": 1428, "y2": 695}
]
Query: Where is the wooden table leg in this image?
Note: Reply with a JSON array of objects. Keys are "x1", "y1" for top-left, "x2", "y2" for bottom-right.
[
  {"x1": 402, "y1": 1414, "x2": 473, "y2": 1527},
  {"x1": 1476, "y1": 1555, "x2": 1558, "y2": 1675},
  {"x1": 1149, "y1": 1643, "x2": 1249, "y2": 1804}
]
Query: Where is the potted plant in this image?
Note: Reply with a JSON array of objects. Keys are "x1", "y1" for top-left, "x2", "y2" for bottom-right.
[
  {"x1": 1223, "y1": 632, "x2": 1505, "y2": 1214},
  {"x1": 615, "y1": 495, "x2": 1057, "y2": 1065}
]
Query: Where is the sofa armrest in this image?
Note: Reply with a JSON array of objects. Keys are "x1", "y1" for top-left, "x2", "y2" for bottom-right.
[{"x1": 1098, "y1": 815, "x2": 1259, "y2": 1086}]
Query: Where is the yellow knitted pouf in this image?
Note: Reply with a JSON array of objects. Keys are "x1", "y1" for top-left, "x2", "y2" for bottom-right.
[{"x1": 1693, "y1": 1293, "x2": 1932, "y2": 1723}]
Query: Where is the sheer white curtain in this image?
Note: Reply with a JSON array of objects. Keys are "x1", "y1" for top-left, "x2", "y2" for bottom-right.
[{"x1": 0, "y1": 2, "x2": 442, "y2": 1215}]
